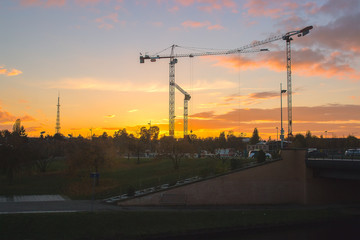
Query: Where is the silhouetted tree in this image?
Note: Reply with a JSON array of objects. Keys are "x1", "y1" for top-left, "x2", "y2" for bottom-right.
[
  {"x1": 250, "y1": 128, "x2": 260, "y2": 144},
  {"x1": 0, "y1": 120, "x2": 31, "y2": 184},
  {"x1": 291, "y1": 134, "x2": 307, "y2": 148},
  {"x1": 346, "y1": 135, "x2": 359, "y2": 149}
]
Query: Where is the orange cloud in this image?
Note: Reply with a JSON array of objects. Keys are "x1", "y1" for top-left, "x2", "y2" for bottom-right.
[
  {"x1": 185, "y1": 104, "x2": 360, "y2": 138},
  {"x1": 0, "y1": 107, "x2": 35, "y2": 124},
  {"x1": 0, "y1": 66, "x2": 23, "y2": 76}
]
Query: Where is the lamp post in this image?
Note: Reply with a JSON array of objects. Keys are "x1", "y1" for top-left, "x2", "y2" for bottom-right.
[
  {"x1": 280, "y1": 83, "x2": 287, "y2": 148},
  {"x1": 148, "y1": 120, "x2": 152, "y2": 155}
]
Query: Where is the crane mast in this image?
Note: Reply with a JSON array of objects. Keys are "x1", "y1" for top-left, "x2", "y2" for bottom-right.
[
  {"x1": 285, "y1": 36, "x2": 293, "y2": 137},
  {"x1": 169, "y1": 45, "x2": 177, "y2": 137}
]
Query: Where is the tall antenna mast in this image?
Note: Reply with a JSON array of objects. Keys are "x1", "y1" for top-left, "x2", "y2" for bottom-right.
[{"x1": 55, "y1": 92, "x2": 61, "y2": 134}]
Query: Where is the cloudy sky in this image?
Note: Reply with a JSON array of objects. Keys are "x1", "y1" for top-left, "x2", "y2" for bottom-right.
[{"x1": 0, "y1": 0, "x2": 359, "y2": 139}]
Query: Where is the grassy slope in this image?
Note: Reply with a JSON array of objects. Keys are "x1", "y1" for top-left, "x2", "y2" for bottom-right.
[{"x1": 0, "y1": 156, "x2": 238, "y2": 199}]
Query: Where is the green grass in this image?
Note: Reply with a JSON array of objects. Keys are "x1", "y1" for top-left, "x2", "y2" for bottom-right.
[
  {"x1": 0, "y1": 208, "x2": 355, "y2": 240},
  {"x1": 0, "y1": 156, "x2": 254, "y2": 199}
]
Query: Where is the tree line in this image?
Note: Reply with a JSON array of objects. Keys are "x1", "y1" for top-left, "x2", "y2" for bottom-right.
[{"x1": 1, "y1": 120, "x2": 359, "y2": 184}]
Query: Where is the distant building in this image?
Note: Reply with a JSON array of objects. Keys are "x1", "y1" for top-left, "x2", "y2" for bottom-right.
[
  {"x1": 247, "y1": 141, "x2": 269, "y2": 152},
  {"x1": 215, "y1": 148, "x2": 236, "y2": 158}
]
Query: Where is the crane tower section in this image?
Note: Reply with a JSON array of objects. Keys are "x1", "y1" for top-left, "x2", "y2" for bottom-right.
[{"x1": 175, "y1": 83, "x2": 191, "y2": 137}]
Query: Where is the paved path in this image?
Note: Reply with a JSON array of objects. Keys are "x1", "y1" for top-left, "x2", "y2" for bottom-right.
[
  {"x1": 0, "y1": 195, "x2": 67, "y2": 203},
  {"x1": 0, "y1": 195, "x2": 121, "y2": 214}
]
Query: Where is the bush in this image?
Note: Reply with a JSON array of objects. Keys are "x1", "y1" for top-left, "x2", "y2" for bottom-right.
[
  {"x1": 230, "y1": 158, "x2": 239, "y2": 170},
  {"x1": 127, "y1": 185, "x2": 135, "y2": 196},
  {"x1": 256, "y1": 150, "x2": 266, "y2": 163}
]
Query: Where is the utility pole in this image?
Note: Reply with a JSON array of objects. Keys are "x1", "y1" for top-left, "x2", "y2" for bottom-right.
[{"x1": 280, "y1": 83, "x2": 287, "y2": 148}]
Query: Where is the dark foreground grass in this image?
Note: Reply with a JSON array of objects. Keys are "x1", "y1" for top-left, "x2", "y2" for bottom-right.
[{"x1": 0, "y1": 207, "x2": 357, "y2": 240}]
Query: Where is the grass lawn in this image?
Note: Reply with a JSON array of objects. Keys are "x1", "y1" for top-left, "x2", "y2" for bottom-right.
[
  {"x1": 0, "y1": 156, "x2": 254, "y2": 199},
  {"x1": 0, "y1": 207, "x2": 356, "y2": 240}
]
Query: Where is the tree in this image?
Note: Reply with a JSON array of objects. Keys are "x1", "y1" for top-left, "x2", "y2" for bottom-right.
[
  {"x1": 291, "y1": 134, "x2": 306, "y2": 148},
  {"x1": 0, "y1": 121, "x2": 30, "y2": 184},
  {"x1": 250, "y1": 128, "x2": 260, "y2": 144},
  {"x1": 31, "y1": 140, "x2": 55, "y2": 173},
  {"x1": 12, "y1": 119, "x2": 26, "y2": 137},
  {"x1": 65, "y1": 137, "x2": 115, "y2": 185},
  {"x1": 346, "y1": 135, "x2": 359, "y2": 149},
  {"x1": 114, "y1": 128, "x2": 130, "y2": 157},
  {"x1": 218, "y1": 131, "x2": 226, "y2": 148}
]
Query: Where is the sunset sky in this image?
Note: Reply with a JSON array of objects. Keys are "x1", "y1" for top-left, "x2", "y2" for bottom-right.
[{"x1": 0, "y1": 0, "x2": 359, "y2": 139}]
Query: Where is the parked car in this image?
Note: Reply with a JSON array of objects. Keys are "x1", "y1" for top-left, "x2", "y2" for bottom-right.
[
  {"x1": 345, "y1": 149, "x2": 360, "y2": 157},
  {"x1": 307, "y1": 150, "x2": 327, "y2": 158},
  {"x1": 248, "y1": 150, "x2": 271, "y2": 159}
]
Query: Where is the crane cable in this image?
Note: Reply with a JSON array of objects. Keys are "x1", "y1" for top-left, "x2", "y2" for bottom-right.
[
  {"x1": 237, "y1": 52, "x2": 241, "y2": 136},
  {"x1": 189, "y1": 57, "x2": 194, "y2": 135}
]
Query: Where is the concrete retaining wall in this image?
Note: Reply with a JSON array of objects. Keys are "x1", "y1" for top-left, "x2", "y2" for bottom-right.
[{"x1": 118, "y1": 149, "x2": 360, "y2": 206}]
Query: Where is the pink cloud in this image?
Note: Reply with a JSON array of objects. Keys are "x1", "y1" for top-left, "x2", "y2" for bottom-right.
[
  {"x1": 75, "y1": 0, "x2": 103, "y2": 6},
  {"x1": 168, "y1": 5, "x2": 179, "y2": 12},
  {"x1": 207, "y1": 24, "x2": 224, "y2": 30},
  {"x1": 20, "y1": 0, "x2": 66, "y2": 7},
  {"x1": 206, "y1": 47, "x2": 360, "y2": 81},
  {"x1": 243, "y1": 0, "x2": 284, "y2": 19},
  {"x1": 181, "y1": 20, "x2": 224, "y2": 30},
  {"x1": 182, "y1": 20, "x2": 210, "y2": 28},
  {"x1": 95, "y1": 13, "x2": 123, "y2": 29},
  {"x1": 176, "y1": 0, "x2": 195, "y2": 6},
  {"x1": 173, "y1": 0, "x2": 237, "y2": 13}
]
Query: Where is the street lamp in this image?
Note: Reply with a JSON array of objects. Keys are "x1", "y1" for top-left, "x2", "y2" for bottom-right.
[{"x1": 280, "y1": 83, "x2": 287, "y2": 148}]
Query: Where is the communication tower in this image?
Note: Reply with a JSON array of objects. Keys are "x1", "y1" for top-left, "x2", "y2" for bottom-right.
[{"x1": 55, "y1": 93, "x2": 61, "y2": 134}]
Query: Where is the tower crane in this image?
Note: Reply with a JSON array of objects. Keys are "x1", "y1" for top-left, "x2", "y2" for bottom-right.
[
  {"x1": 140, "y1": 25, "x2": 312, "y2": 138},
  {"x1": 140, "y1": 45, "x2": 269, "y2": 137},
  {"x1": 234, "y1": 25, "x2": 312, "y2": 137}
]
